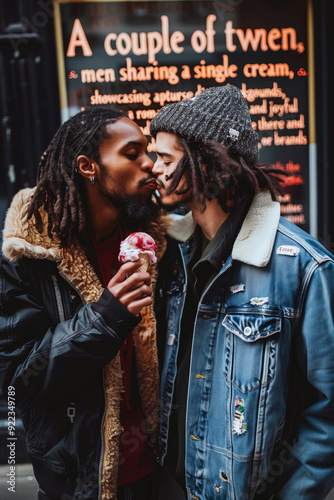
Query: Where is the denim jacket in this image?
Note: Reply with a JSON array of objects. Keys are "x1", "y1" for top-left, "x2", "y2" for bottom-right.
[{"x1": 158, "y1": 192, "x2": 334, "y2": 500}]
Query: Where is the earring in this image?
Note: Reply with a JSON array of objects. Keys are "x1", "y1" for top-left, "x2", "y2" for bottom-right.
[
  {"x1": 90, "y1": 176, "x2": 95, "y2": 185},
  {"x1": 204, "y1": 180, "x2": 219, "y2": 199}
]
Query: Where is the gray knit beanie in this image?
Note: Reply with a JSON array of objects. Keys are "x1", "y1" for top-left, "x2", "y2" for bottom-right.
[{"x1": 150, "y1": 85, "x2": 259, "y2": 165}]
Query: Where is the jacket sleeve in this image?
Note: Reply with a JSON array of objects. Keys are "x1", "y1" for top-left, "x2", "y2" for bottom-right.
[
  {"x1": 0, "y1": 255, "x2": 140, "y2": 409},
  {"x1": 278, "y1": 259, "x2": 334, "y2": 500}
]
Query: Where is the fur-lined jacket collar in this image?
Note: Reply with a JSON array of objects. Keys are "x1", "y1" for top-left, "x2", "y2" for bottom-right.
[{"x1": 3, "y1": 187, "x2": 169, "y2": 265}]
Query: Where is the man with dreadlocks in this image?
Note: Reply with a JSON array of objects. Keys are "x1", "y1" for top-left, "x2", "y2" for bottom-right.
[
  {"x1": 150, "y1": 85, "x2": 334, "y2": 500},
  {"x1": 0, "y1": 108, "x2": 170, "y2": 499}
]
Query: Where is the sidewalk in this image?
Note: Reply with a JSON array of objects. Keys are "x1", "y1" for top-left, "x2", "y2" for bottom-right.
[
  {"x1": 0, "y1": 464, "x2": 38, "y2": 500},
  {"x1": 1, "y1": 463, "x2": 334, "y2": 499}
]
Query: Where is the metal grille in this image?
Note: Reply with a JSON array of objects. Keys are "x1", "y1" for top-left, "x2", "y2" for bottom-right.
[{"x1": 0, "y1": 0, "x2": 60, "y2": 226}]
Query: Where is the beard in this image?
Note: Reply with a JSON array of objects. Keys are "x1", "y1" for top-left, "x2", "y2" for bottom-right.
[
  {"x1": 121, "y1": 193, "x2": 162, "y2": 225},
  {"x1": 97, "y1": 160, "x2": 162, "y2": 225},
  {"x1": 99, "y1": 183, "x2": 162, "y2": 225}
]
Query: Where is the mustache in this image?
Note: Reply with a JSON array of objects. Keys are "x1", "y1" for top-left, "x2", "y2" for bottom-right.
[
  {"x1": 155, "y1": 179, "x2": 165, "y2": 189},
  {"x1": 138, "y1": 175, "x2": 157, "y2": 188}
]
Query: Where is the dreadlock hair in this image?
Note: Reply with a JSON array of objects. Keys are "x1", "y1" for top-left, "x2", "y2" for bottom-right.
[
  {"x1": 165, "y1": 136, "x2": 285, "y2": 213},
  {"x1": 27, "y1": 107, "x2": 126, "y2": 248}
]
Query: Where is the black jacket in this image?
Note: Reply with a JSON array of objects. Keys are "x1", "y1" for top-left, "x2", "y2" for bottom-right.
[{"x1": 0, "y1": 188, "x2": 168, "y2": 499}]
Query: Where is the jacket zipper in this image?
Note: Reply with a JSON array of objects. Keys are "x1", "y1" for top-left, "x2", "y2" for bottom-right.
[
  {"x1": 56, "y1": 271, "x2": 106, "y2": 498},
  {"x1": 58, "y1": 271, "x2": 87, "y2": 305},
  {"x1": 98, "y1": 372, "x2": 106, "y2": 500},
  {"x1": 51, "y1": 275, "x2": 66, "y2": 322}
]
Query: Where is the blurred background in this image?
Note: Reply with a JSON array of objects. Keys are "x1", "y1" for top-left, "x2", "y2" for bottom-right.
[{"x1": 0, "y1": 0, "x2": 333, "y2": 499}]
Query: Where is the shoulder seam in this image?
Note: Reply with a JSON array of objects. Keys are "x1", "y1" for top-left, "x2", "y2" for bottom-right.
[{"x1": 277, "y1": 222, "x2": 333, "y2": 265}]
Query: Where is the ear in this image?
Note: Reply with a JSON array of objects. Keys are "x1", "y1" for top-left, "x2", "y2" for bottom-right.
[{"x1": 77, "y1": 155, "x2": 96, "y2": 180}]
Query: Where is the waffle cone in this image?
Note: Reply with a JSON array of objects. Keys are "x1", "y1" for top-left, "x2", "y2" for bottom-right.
[{"x1": 137, "y1": 253, "x2": 150, "y2": 272}]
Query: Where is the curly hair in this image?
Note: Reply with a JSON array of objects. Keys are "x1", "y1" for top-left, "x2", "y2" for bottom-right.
[
  {"x1": 27, "y1": 107, "x2": 126, "y2": 247},
  {"x1": 164, "y1": 137, "x2": 285, "y2": 212}
]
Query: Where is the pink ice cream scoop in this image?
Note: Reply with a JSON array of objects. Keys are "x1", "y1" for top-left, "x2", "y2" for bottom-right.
[{"x1": 118, "y1": 232, "x2": 157, "y2": 271}]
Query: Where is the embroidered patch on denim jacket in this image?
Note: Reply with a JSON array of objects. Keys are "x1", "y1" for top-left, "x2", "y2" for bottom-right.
[{"x1": 233, "y1": 398, "x2": 247, "y2": 435}]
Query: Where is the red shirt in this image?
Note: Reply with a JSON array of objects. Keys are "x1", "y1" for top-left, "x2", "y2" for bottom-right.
[{"x1": 89, "y1": 228, "x2": 156, "y2": 486}]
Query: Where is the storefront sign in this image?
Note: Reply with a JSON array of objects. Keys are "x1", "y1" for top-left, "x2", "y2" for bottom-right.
[{"x1": 54, "y1": 0, "x2": 314, "y2": 231}]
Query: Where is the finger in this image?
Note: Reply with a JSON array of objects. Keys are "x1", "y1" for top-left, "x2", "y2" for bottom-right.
[
  {"x1": 108, "y1": 274, "x2": 152, "y2": 301},
  {"x1": 126, "y1": 277, "x2": 152, "y2": 292},
  {"x1": 124, "y1": 259, "x2": 147, "y2": 280},
  {"x1": 108, "y1": 270, "x2": 151, "y2": 298},
  {"x1": 119, "y1": 271, "x2": 151, "y2": 293},
  {"x1": 119, "y1": 284, "x2": 152, "y2": 305},
  {"x1": 135, "y1": 284, "x2": 153, "y2": 298},
  {"x1": 138, "y1": 285, "x2": 149, "y2": 297},
  {"x1": 112, "y1": 260, "x2": 144, "y2": 283},
  {"x1": 127, "y1": 295, "x2": 153, "y2": 316}
]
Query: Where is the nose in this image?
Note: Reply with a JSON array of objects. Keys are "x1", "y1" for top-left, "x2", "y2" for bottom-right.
[
  {"x1": 152, "y1": 160, "x2": 163, "y2": 176},
  {"x1": 142, "y1": 153, "x2": 154, "y2": 173}
]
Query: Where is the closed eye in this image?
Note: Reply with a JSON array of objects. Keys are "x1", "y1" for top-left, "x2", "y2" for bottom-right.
[
  {"x1": 126, "y1": 153, "x2": 139, "y2": 160},
  {"x1": 124, "y1": 148, "x2": 140, "y2": 160},
  {"x1": 155, "y1": 152, "x2": 173, "y2": 167}
]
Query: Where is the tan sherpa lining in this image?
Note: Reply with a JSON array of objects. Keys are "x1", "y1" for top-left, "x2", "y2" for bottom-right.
[{"x1": 3, "y1": 188, "x2": 63, "y2": 262}]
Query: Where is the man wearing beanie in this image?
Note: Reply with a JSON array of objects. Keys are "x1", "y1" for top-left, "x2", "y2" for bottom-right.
[{"x1": 151, "y1": 85, "x2": 334, "y2": 500}]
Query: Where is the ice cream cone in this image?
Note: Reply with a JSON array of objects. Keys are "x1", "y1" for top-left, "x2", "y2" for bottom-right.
[
  {"x1": 137, "y1": 252, "x2": 150, "y2": 272},
  {"x1": 118, "y1": 232, "x2": 157, "y2": 276}
]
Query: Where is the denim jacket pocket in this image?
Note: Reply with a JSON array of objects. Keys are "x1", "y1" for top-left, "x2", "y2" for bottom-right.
[
  {"x1": 222, "y1": 311, "x2": 281, "y2": 393},
  {"x1": 222, "y1": 312, "x2": 281, "y2": 343}
]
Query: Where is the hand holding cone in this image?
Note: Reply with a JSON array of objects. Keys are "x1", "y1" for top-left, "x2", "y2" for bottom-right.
[{"x1": 118, "y1": 233, "x2": 157, "y2": 293}]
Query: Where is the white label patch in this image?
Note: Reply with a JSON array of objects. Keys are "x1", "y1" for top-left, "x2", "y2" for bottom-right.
[
  {"x1": 250, "y1": 297, "x2": 269, "y2": 306},
  {"x1": 228, "y1": 127, "x2": 240, "y2": 140},
  {"x1": 167, "y1": 334, "x2": 175, "y2": 346},
  {"x1": 230, "y1": 284, "x2": 245, "y2": 294},
  {"x1": 277, "y1": 245, "x2": 299, "y2": 256}
]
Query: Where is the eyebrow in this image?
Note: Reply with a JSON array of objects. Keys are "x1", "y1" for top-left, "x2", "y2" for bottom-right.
[
  {"x1": 122, "y1": 140, "x2": 147, "y2": 148},
  {"x1": 155, "y1": 151, "x2": 174, "y2": 158}
]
